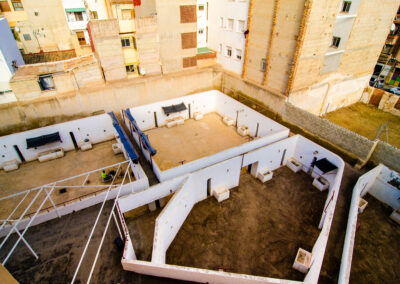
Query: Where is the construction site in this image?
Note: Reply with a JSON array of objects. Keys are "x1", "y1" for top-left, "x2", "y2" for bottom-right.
[{"x1": 0, "y1": 0, "x2": 400, "y2": 283}]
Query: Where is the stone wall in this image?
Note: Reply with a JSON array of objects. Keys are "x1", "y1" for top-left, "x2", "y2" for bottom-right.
[
  {"x1": 282, "y1": 102, "x2": 400, "y2": 172},
  {"x1": 0, "y1": 67, "x2": 220, "y2": 136}
]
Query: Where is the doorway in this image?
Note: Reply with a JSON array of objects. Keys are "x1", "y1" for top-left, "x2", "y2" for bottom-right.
[
  {"x1": 207, "y1": 178, "x2": 211, "y2": 196},
  {"x1": 13, "y1": 145, "x2": 25, "y2": 162},
  {"x1": 69, "y1": 132, "x2": 78, "y2": 150}
]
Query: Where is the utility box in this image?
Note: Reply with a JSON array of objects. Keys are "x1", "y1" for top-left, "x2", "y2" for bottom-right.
[
  {"x1": 287, "y1": 158, "x2": 302, "y2": 173},
  {"x1": 293, "y1": 248, "x2": 312, "y2": 274}
]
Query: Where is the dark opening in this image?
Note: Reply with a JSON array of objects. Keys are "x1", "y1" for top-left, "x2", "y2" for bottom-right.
[
  {"x1": 13, "y1": 145, "x2": 25, "y2": 162},
  {"x1": 207, "y1": 178, "x2": 211, "y2": 196},
  {"x1": 280, "y1": 149, "x2": 287, "y2": 166},
  {"x1": 154, "y1": 112, "x2": 158, "y2": 128},
  {"x1": 69, "y1": 132, "x2": 78, "y2": 150},
  {"x1": 59, "y1": 188, "x2": 67, "y2": 194},
  {"x1": 155, "y1": 199, "x2": 161, "y2": 208},
  {"x1": 247, "y1": 164, "x2": 252, "y2": 173},
  {"x1": 188, "y1": 103, "x2": 191, "y2": 118},
  {"x1": 255, "y1": 122, "x2": 259, "y2": 137},
  {"x1": 235, "y1": 110, "x2": 239, "y2": 128}
]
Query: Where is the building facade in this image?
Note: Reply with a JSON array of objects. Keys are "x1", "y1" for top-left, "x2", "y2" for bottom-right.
[
  {"x1": 0, "y1": 18, "x2": 24, "y2": 94},
  {"x1": 208, "y1": 0, "x2": 248, "y2": 74},
  {"x1": 242, "y1": 0, "x2": 399, "y2": 115}
]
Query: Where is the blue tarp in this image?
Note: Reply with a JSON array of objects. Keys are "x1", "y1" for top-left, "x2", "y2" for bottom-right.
[
  {"x1": 108, "y1": 112, "x2": 139, "y2": 163},
  {"x1": 124, "y1": 109, "x2": 157, "y2": 156}
]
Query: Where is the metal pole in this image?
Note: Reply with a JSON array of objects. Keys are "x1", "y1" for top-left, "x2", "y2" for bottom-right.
[
  {"x1": 86, "y1": 163, "x2": 131, "y2": 284},
  {"x1": 71, "y1": 163, "x2": 123, "y2": 284},
  {"x1": 14, "y1": 229, "x2": 39, "y2": 259},
  {"x1": 112, "y1": 211, "x2": 123, "y2": 241},
  {"x1": 44, "y1": 187, "x2": 60, "y2": 218},
  {"x1": 2, "y1": 185, "x2": 56, "y2": 265},
  {"x1": 0, "y1": 191, "x2": 30, "y2": 232},
  {"x1": 0, "y1": 188, "x2": 43, "y2": 249}
]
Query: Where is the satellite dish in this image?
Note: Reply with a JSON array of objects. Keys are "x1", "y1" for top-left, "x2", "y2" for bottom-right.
[
  {"x1": 139, "y1": 67, "x2": 146, "y2": 75},
  {"x1": 391, "y1": 23, "x2": 396, "y2": 32}
]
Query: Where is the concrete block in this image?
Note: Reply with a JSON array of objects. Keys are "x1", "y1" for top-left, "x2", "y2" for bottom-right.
[
  {"x1": 223, "y1": 116, "x2": 234, "y2": 126},
  {"x1": 193, "y1": 112, "x2": 203, "y2": 120},
  {"x1": 293, "y1": 248, "x2": 312, "y2": 274},
  {"x1": 213, "y1": 185, "x2": 229, "y2": 203},
  {"x1": 237, "y1": 125, "x2": 249, "y2": 136},
  {"x1": 312, "y1": 176, "x2": 330, "y2": 191},
  {"x1": 112, "y1": 143, "x2": 123, "y2": 154},
  {"x1": 148, "y1": 201, "x2": 157, "y2": 212},
  {"x1": 80, "y1": 142, "x2": 93, "y2": 151},
  {"x1": 287, "y1": 158, "x2": 302, "y2": 173},
  {"x1": 257, "y1": 168, "x2": 273, "y2": 183},
  {"x1": 2, "y1": 160, "x2": 19, "y2": 172},
  {"x1": 358, "y1": 198, "x2": 368, "y2": 213},
  {"x1": 390, "y1": 209, "x2": 400, "y2": 224}
]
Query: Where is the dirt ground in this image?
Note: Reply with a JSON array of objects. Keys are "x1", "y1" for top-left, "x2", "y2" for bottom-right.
[
  {"x1": 0, "y1": 163, "x2": 362, "y2": 284},
  {"x1": 350, "y1": 194, "x2": 400, "y2": 283},
  {"x1": 325, "y1": 103, "x2": 400, "y2": 148},
  {"x1": 164, "y1": 167, "x2": 327, "y2": 281},
  {"x1": 145, "y1": 113, "x2": 249, "y2": 171}
]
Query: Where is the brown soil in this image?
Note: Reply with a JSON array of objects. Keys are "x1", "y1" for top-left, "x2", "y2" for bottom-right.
[
  {"x1": 165, "y1": 167, "x2": 328, "y2": 281},
  {"x1": 350, "y1": 195, "x2": 400, "y2": 283},
  {"x1": 325, "y1": 103, "x2": 400, "y2": 148}
]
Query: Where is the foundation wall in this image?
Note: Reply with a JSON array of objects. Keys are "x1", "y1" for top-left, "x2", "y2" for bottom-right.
[
  {"x1": 0, "y1": 114, "x2": 115, "y2": 165},
  {"x1": 0, "y1": 68, "x2": 220, "y2": 136},
  {"x1": 222, "y1": 71, "x2": 286, "y2": 114},
  {"x1": 338, "y1": 164, "x2": 384, "y2": 284},
  {"x1": 368, "y1": 165, "x2": 400, "y2": 210},
  {"x1": 120, "y1": 134, "x2": 345, "y2": 284}
]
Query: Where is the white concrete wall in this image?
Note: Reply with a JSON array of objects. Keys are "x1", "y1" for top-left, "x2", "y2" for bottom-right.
[
  {"x1": 119, "y1": 134, "x2": 345, "y2": 284},
  {"x1": 0, "y1": 114, "x2": 116, "y2": 165},
  {"x1": 208, "y1": 0, "x2": 248, "y2": 74},
  {"x1": 368, "y1": 165, "x2": 400, "y2": 210},
  {"x1": 337, "y1": 164, "x2": 383, "y2": 284},
  {"x1": 127, "y1": 90, "x2": 289, "y2": 181}
]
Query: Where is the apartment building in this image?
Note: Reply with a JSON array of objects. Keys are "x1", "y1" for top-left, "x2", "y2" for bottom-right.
[
  {"x1": 197, "y1": 0, "x2": 208, "y2": 48},
  {"x1": 134, "y1": 0, "x2": 198, "y2": 74},
  {"x1": 62, "y1": 0, "x2": 91, "y2": 55},
  {"x1": 0, "y1": 18, "x2": 24, "y2": 95},
  {"x1": 242, "y1": 0, "x2": 399, "y2": 115},
  {"x1": 0, "y1": 0, "x2": 78, "y2": 55},
  {"x1": 208, "y1": 0, "x2": 249, "y2": 74}
]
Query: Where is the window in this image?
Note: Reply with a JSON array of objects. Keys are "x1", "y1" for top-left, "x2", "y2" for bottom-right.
[
  {"x1": 261, "y1": 58, "x2": 266, "y2": 71},
  {"x1": 236, "y1": 49, "x2": 242, "y2": 60},
  {"x1": 0, "y1": 1, "x2": 11, "y2": 12},
  {"x1": 121, "y1": 38, "x2": 131, "y2": 47},
  {"x1": 226, "y1": 46, "x2": 232, "y2": 57},
  {"x1": 331, "y1": 36, "x2": 341, "y2": 48},
  {"x1": 126, "y1": 65, "x2": 136, "y2": 73},
  {"x1": 38, "y1": 75, "x2": 55, "y2": 91},
  {"x1": 11, "y1": 0, "x2": 23, "y2": 11},
  {"x1": 238, "y1": 20, "x2": 245, "y2": 32},
  {"x1": 198, "y1": 4, "x2": 204, "y2": 11},
  {"x1": 76, "y1": 31, "x2": 86, "y2": 45},
  {"x1": 121, "y1": 9, "x2": 133, "y2": 20},
  {"x1": 198, "y1": 28, "x2": 204, "y2": 34},
  {"x1": 23, "y1": 34, "x2": 31, "y2": 41},
  {"x1": 75, "y1": 12, "x2": 84, "y2": 21},
  {"x1": 90, "y1": 10, "x2": 98, "y2": 19},
  {"x1": 227, "y1": 18, "x2": 234, "y2": 31},
  {"x1": 342, "y1": 1, "x2": 351, "y2": 13},
  {"x1": 180, "y1": 5, "x2": 196, "y2": 23},
  {"x1": 219, "y1": 17, "x2": 224, "y2": 28}
]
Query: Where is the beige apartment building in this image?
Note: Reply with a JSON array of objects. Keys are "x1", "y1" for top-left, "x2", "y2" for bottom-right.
[
  {"x1": 0, "y1": 0, "x2": 79, "y2": 54},
  {"x1": 242, "y1": 0, "x2": 399, "y2": 115}
]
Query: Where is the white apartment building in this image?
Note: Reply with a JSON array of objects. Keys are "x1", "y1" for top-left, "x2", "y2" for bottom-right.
[
  {"x1": 62, "y1": 0, "x2": 90, "y2": 47},
  {"x1": 208, "y1": 0, "x2": 249, "y2": 74},
  {"x1": 197, "y1": 0, "x2": 208, "y2": 48}
]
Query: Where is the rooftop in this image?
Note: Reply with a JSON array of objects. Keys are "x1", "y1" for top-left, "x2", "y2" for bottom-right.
[{"x1": 146, "y1": 113, "x2": 249, "y2": 171}]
